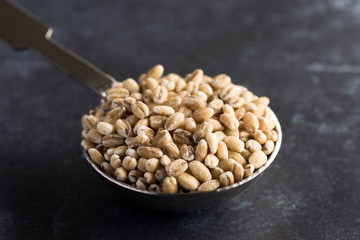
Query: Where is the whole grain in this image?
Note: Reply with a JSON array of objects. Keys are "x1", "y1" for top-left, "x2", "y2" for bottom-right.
[{"x1": 82, "y1": 65, "x2": 279, "y2": 193}]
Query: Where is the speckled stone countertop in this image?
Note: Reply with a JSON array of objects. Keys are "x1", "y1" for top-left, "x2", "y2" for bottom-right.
[{"x1": 0, "y1": 0, "x2": 359, "y2": 239}]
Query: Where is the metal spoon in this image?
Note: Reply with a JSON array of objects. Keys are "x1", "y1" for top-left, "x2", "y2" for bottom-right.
[{"x1": 0, "y1": 0, "x2": 282, "y2": 211}]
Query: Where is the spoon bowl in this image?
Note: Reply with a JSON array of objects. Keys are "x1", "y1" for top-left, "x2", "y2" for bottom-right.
[{"x1": 82, "y1": 108, "x2": 282, "y2": 211}]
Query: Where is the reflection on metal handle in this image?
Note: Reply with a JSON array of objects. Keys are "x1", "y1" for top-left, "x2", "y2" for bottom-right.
[{"x1": 32, "y1": 37, "x2": 116, "y2": 95}]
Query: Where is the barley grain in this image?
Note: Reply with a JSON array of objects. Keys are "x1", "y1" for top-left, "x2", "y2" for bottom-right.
[
  {"x1": 88, "y1": 148, "x2": 104, "y2": 166},
  {"x1": 244, "y1": 164, "x2": 255, "y2": 178},
  {"x1": 110, "y1": 154, "x2": 122, "y2": 169},
  {"x1": 193, "y1": 122, "x2": 213, "y2": 143},
  {"x1": 153, "y1": 105, "x2": 175, "y2": 116},
  {"x1": 216, "y1": 141, "x2": 228, "y2": 160},
  {"x1": 248, "y1": 150, "x2": 267, "y2": 169},
  {"x1": 208, "y1": 119, "x2": 224, "y2": 132},
  {"x1": 101, "y1": 162, "x2": 115, "y2": 176},
  {"x1": 150, "y1": 115, "x2": 167, "y2": 129},
  {"x1": 176, "y1": 172, "x2": 200, "y2": 191},
  {"x1": 114, "y1": 167, "x2": 127, "y2": 182},
  {"x1": 114, "y1": 145, "x2": 127, "y2": 157},
  {"x1": 254, "y1": 130, "x2": 267, "y2": 144},
  {"x1": 145, "y1": 158, "x2": 161, "y2": 172},
  {"x1": 198, "y1": 180, "x2": 220, "y2": 192},
  {"x1": 246, "y1": 139, "x2": 262, "y2": 152},
  {"x1": 263, "y1": 140, "x2": 275, "y2": 155},
  {"x1": 228, "y1": 151, "x2": 247, "y2": 166},
  {"x1": 164, "y1": 142, "x2": 181, "y2": 160},
  {"x1": 189, "y1": 161, "x2": 212, "y2": 182},
  {"x1": 184, "y1": 117, "x2": 197, "y2": 132},
  {"x1": 162, "y1": 176, "x2": 178, "y2": 193},
  {"x1": 155, "y1": 168, "x2": 168, "y2": 182},
  {"x1": 86, "y1": 129, "x2": 103, "y2": 144},
  {"x1": 183, "y1": 95, "x2": 206, "y2": 110},
  {"x1": 166, "y1": 159, "x2": 188, "y2": 177},
  {"x1": 206, "y1": 132, "x2": 218, "y2": 154},
  {"x1": 224, "y1": 136, "x2": 245, "y2": 153},
  {"x1": 136, "y1": 177, "x2": 147, "y2": 190},
  {"x1": 122, "y1": 156, "x2": 137, "y2": 171},
  {"x1": 210, "y1": 167, "x2": 224, "y2": 179},
  {"x1": 214, "y1": 131, "x2": 226, "y2": 141},
  {"x1": 204, "y1": 154, "x2": 219, "y2": 169},
  {"x1": 137, "y1": 146, "x2": 163, "y2": 159},
  {"x1": 128, "y1": 169, "x2": 143, "y2": 183},
  {"x1": 160, "y1": 155, "x2": 172, "y2": 167},
  {"x1": 152, "y1": 129, "x2": 172, "y2": 148},
  {"x1": 195, "y1": 139, "x2": 208, "y2": 162},
  {"x1": 193, "y1": 107, "x2": 214, "y2": 122},
  {"x1": 147, "y1": 64, "x2": 164, "y2": 79},
  {"x1": 153, "y1": 86, "x2": 168, "y2": 104},
  {"x1": 219, "y1": 171, "x2": 234, "y2": 187},
  {"x1": 220, "y1": 113, "x2": 239, "y2": 130},
  {"x1": 173, "y1": 129, "x2": 194, "y2": 145},
  {"x1": 180, "y1": 144, "x2": 195, "y2": 161},
  {"x1": 115, "y1": 119, "x2": 132, "y2": 138},
  {"x1": 243, "y1": 112, "x2": 259, "y2": 132},
  {"x1": 165, "y1": 112, "x2": 185, "y2": 131},
  {"x1": 148, "y1": 184, "x2": 161, "y2": 192},
  {"x1": 211, "y1": 74, "x2": 231, "y2": 89},
  {"x1": 81, "y1": 139, "x2": 95, "y2": 151},
  {"x1": 122, "y1": 78, "x2": 140, "y2": 93}
]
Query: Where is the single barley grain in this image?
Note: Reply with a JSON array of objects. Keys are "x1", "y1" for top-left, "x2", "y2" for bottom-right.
[
  {"x1": 176, "y1": 172, "x2": 200, "y2": 191},
  {"x1": 88, "y1": 148, "x2": 104, "y2": 166},
  {"x1": 166, "y1": 159, "x2": 188, "y2": 177},
  {"x1": 244, "y1": 164, "x2": 255, "y2": 178},
  {"x1": 162, "y1": 176, "x2": 178, "y2": 193},
  {"x1": 195, "y1": 139, "x2": 208, "y2": 162},
  {"x1": 184, "y1": 117, "x2": 197, "y2": 132},
  {"x1": 246, "y1": 139, "x2": 262, "y2": 152},
  {"x1": 219, "y1": 171, "x2": 234, "y2": 187},
  {"x1": 110, "y1": 154, "x2": 122, "y2": 169},
  {"x1": 224, "y1": 136, "x2": 245, "y2": 153},
  {"x1": 136, "y1": 177, "x2": 147, "y2": 190},
  {"x1": 263, "y1": 140, "x2": 275, "y2": 155},
  {"x1": 189, "y1": 161, "x2": 212, "y2": 182},
  {"x1": 114, "y1": 167, "x2": 127, "y2": 182},
  {"x1": 128, "y1": 170, "x2": 143, "y2": 183},
  {"x1": 248, "y1": 150, "x2": 267, "y2": 169},
  {"x1": 145, "y1": 158, "x2": 161, "y2": 172},
  {"x1": 198, "y1": 179, "x2": 220, "y2": 192},
  {"x1": 122, "y1": 156, "x2": 137, "y2": 171},
  {"x1": 155, "y1": 168, "x2": 168, "y2": 182},
  {"x1": 254, "y1": 130, "x2": 267, "y2": 144},
  {"x1": 204, "y1": 154, "x2": 219, "y2": 169},
  {"x1": 206, "y1": 132, "x2": 218, "y2": 154},
  {"x1": 216, "y1": 141, "x2": 228, "y2": 160},
  {"x1": 180, "y1": 144, "x2": 195, "y2": 161}
]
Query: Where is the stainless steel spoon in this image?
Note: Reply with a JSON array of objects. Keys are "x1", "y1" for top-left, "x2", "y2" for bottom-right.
[{"x1": 0, "y1": 0, "x2": 282, "y2": 211}]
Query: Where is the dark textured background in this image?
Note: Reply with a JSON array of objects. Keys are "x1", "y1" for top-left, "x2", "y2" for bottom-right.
[{"x1": 1, "y1": 0, "x2": 359, "y2": 239}]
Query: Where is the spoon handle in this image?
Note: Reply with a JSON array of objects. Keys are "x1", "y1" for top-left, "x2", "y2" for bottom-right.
[
  {"x1": 31, "y1": 37, "x2": 116, "y2": 95},
  {"x1": 0, "y1": 0, "x2": 115, "y2": 95}
]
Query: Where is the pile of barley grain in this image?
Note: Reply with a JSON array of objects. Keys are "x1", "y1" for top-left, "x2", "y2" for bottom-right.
[{"x1": 81, "y1": 65, "x2": 278, "y2": 193}]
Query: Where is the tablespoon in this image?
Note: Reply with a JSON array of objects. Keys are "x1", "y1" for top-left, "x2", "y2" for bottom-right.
[{"x1": 0, "y1": 0, "x2": 282, "y2": 211}]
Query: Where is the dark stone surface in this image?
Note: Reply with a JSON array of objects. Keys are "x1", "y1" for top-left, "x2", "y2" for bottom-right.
[{"x1": 0, "y1": 0, "x2": 359, "y2": 239}]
